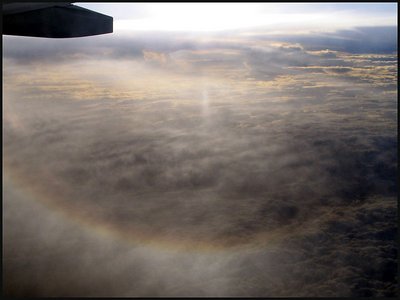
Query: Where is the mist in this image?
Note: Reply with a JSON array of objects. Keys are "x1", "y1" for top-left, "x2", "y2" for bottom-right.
[{"x1": 3, "y1": 26, "x2": 397, "y2": 297}]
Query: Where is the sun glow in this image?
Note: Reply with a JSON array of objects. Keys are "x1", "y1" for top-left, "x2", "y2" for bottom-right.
[
  {"x1": 114, "y1": 3, "x2": 267, "y2": 32},
  {"x1": 109, "y1": 3, "x2": 396, "y2": 33}
]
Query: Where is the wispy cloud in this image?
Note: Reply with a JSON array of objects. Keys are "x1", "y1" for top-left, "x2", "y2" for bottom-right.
[{"x1": 3, "y1": 23, "x2": 397, "y2": 297}]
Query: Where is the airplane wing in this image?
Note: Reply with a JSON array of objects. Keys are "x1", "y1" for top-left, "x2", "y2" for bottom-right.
[{"x1": 2, "y1": 2, "x2": 113, "y2": 38}]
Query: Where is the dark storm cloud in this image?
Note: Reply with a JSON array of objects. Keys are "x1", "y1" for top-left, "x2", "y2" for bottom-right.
[{"x1": 3, "y1": 25, "x2": 397, "y2": 297}]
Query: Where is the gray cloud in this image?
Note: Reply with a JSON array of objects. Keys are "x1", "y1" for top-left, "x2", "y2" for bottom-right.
[
  {"x1": 261, "y1": 26, "x2": 398, "y2": 54},
  {"x1": 3, "y1": 25, "x2": 397, "y2": 297},
  {"x1": 3, "y1": 26, "x2": 397, "y2": 65}
]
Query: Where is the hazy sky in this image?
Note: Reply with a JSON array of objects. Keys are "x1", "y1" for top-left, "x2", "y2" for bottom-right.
[
  {"x1": 77, "y1": 2, "x2": 397, "y2": 32},
  {"x1": 3, "y1": 2, "x2": 398, "y2": 297}
]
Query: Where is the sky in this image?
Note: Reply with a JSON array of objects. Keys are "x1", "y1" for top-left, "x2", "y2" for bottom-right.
[
  {"x1": 2, "y1": 2, "x2": 398, "y2": 297},
  {"x1": 77, "y1": 2, "x2": 398, "y2": 32}
]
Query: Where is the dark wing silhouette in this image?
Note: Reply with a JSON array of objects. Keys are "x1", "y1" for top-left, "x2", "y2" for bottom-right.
[{"x1": 2, "y1": 2, "x2": 113, "y2": 38}]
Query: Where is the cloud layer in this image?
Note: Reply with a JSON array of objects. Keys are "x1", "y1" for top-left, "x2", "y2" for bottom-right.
[{"x1": 3, "y1": 26, "x2": 398, "y2": 297}]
